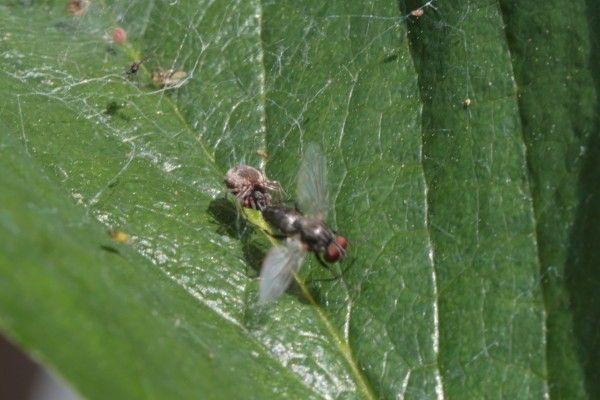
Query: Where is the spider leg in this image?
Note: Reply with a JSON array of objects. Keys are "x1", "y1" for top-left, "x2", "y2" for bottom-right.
[{"x1": 235, "y1": 187, "x2": 250, "y2": 201}]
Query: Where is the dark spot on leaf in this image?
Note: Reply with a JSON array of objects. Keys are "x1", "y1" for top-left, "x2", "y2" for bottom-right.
[
  {"x1": 104, "y1": 101, "x2": 121, "y2": 116},
  {"x1": 53, "y1": 21, "x2": 76, "y2": 33},
  {"x1": 382, "y1": 53, "x2": 399, "y2": 63},
  {"x1": 100, "y1": 245, "x2": 120, "y2": 255}
]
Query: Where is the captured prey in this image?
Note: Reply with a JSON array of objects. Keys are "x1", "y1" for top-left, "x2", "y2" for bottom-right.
[{"x1": 259, "y1": 143, "x2": 348, "y2": 303}]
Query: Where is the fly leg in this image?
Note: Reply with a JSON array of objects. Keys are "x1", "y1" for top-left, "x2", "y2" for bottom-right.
[
  {"x1": 313, "y1": 254, "x2": 342, "y2": 280},
  {"x1": 310, "y1": 254, "x2": 356, "y2": 283}
]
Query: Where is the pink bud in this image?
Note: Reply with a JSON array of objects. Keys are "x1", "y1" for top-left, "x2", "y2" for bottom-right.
[{"x1": 112, "y1": 27, "x2": 127, "y2": 44}]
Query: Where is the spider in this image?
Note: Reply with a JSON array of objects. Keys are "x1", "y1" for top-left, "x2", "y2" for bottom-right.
[{"x1": 224, "y1": 165, "x2": 282, "y2": 211}]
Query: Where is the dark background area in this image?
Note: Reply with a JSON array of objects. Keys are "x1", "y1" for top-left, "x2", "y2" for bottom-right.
[{"x1": 0, "y1": 334, "x2": 79, "y2": 400}]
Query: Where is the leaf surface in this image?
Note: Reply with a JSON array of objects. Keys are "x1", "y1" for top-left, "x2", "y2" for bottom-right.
[{"x1": 0, "y1": 1, "x2": 598, "y2": 399}]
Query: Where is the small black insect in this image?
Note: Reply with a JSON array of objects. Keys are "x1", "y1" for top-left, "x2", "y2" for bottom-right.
[{"x1": 126, "y1": 56, "x2": 148, "y2": 76}]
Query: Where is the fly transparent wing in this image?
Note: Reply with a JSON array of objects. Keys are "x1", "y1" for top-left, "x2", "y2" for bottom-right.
[
  {"x1": 296, "y1": 142, "x2": 329, "y2": 219},
  {"x1": 259, "y1": 239, "x2": 306, "y2": 303}
]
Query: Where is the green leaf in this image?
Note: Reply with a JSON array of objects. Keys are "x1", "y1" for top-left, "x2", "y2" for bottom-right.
[
  {"x1": 498, "y1": 1, "x2": 600, "y2": 398},
  {"x1": 0, "y1": 1, "x2": 598, "y2": 399}
]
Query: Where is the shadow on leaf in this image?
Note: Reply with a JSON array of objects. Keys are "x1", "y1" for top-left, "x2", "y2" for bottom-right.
[
  {"x1": 207, "y1": 197, "x2": 265, "y2": 276},
  {"x1": 567, "y1": 4, "x2": 600, "y2": 396}
]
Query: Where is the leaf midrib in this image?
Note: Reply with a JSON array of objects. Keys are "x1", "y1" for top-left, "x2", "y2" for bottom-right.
[{"x1": 254, "y1": 1, "x2": 376, "y2": 398}]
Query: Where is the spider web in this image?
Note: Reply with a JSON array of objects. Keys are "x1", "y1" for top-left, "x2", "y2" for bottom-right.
[{"x1": 1, "y1": 1, "x2": 551, "y2": 399}]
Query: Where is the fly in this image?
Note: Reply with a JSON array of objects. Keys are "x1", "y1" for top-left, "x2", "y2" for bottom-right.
[{"x1": 259, "y1": 143, "x2": 348, "y2": 303}]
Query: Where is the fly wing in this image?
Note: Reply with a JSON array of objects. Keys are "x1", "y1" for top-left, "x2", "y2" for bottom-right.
[
  {"x1": 259, "y1": 239, "x2": 306, "y2": 303},
  {"x1": 296, "y1": 142, "x2": 329, "y2": 219}
]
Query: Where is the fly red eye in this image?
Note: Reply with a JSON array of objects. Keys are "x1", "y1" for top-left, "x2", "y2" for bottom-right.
[
  {"x1": 325, "y1": 236, "x2": 348, "y2": 263},
  {"x1": 324, "y1": 244, "x2": 342, "y2": 262},
  {"x1": 325, "y1": 236, "x2": 348, "y2": 262},
  {"x1": 335, "y1": 235, "x2": 348, "y2": 249}
]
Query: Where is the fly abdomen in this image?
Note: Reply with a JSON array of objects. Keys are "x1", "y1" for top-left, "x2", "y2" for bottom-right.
[{"x1": 262, "y1": 206, "x2": 303, "y2": 236}]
